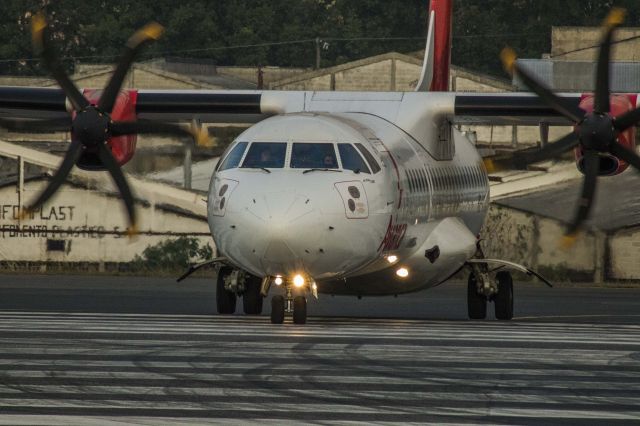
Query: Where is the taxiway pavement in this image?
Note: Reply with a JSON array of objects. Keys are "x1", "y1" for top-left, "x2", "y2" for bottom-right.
[{"x1": 0, "y1": 275, "x2": 638, "y2": 425}]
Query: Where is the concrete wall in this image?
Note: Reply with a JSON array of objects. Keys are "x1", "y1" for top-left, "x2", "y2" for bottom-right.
[
  {"x1": 481, "y1": 205, "x2": 596, "y2": 280},
  {"x1": 0, "y1": 65, "x2": 219, "y2": 90},
  {"x1": 217, "y1": 66, "x2": 309, "y2": 85},
  {"x1": 270, "y1": 53, "x2": 417, "y2": 91},
  {"x1": 552, "y1": 27, "x2": 640, "y2": 61},
  {"x1": 72, "y1": 66, "x2": 220, "y2": 90},
  {"x1": 461, "y1": 124, "x2": 573, "y2": 147},
  {"x1": 334, "y1": 59, "x2": 394, "y2": 91},
  {"x1": 0, "y1": 180, "x2": 213, "y2": 263},
  {"x1": 609, "y1": 228, "x2": 640, "y2": 280},
  {"x1": 483, "y1": 204, "x2": 640, "y2": 281}
]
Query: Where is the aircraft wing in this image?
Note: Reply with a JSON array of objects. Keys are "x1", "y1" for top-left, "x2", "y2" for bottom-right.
[{"x1": 0, "y1": 86, "x2": 586, "y2": 126}]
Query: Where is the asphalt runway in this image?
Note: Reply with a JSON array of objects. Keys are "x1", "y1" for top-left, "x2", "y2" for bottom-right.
[{"x1": 0, "y1": 275, "x2": 639, "y2": 425}]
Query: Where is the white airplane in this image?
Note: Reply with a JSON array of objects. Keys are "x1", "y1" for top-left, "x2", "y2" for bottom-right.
[{"x1": 1, "y1": 2, "x2": 639, "y2": 324}]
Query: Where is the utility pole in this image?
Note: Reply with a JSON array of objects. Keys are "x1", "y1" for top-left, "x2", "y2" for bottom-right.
[
  {"x1": 183, "y1": 144, "x2": 192, "y2": 190},
  {"x1": 539, "y1": 122, "x2": 549, "y2": 148},
  {"x1": 184, "y1": 118, "x2": 199, "y2": 190},
  {"x1": 315, "y1": 37, "x2": 321, "y2": 70}
]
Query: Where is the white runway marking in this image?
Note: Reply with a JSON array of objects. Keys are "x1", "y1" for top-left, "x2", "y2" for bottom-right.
[{"x1": 0, "y1": 311, "x2": 639, "y2": 425}]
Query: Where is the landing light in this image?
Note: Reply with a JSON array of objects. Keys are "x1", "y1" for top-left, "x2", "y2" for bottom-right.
[
  {"x1": 396, "y1": 267, "x2": 409, "y2": 278},
  {"x1": 274, "y1": 276, "x2": 283, "y2": 286},
  {"x1": 387, "y1": 255, "x2": 398, "y2": 263},
  {"x1": 293, "y1": 274, "x2": 305, "y2": 287}
]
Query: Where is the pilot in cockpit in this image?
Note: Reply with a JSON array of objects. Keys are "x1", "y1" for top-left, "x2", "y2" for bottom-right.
[{"x1": 323, "y1": 154, "x2": 337, "y2": 168}]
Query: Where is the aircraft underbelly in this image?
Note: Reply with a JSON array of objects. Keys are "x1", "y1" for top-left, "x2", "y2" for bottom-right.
[{"x1": 319, "y1": 217, "x2": 477, "y2": 296}]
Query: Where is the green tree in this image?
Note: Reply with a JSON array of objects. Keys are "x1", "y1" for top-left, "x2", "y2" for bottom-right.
[
  {"x1": 132, "y1": 236, "x2": 213, "y2": 271},
  {"x1": 1, "y1": 1, "x2": 639, "y2": 77}
]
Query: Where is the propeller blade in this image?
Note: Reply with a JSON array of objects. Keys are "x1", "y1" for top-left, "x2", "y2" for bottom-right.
[
  {"x1": 0, "y1": 117, "x2": 71, "y2": 132},
  {"x1": 512, "y1": 131, "x2": 580, "y2": 168},
  {"x1": 613, "y1": 107, "x2": 640, "y2": 131},
  {"x1": 96, "y1": 143, "x2": 137, "y2": 233},
  {"x1": 98, "y1": 22, "x2": 164, "y2": 113},
  {"x1": 609, "y1": 141, "x2": 640, "y2": 171},
  {"x1": 566, "y1": 150, "x2": 599, "y2": 236},
  {"x1": 111, "y1": 119, "x2": 213, "y2": 147},
  {"x1": 594, "y1": 8, "x2": 626, "y2": 114},
  {"x1": 22, "y1": 139, "x2": 82, "y2": 216},
  {"x1": 31, "y1": 12, "x2": 89, "y2": 112},
  {"x1": 501, "y1": 48, "x2": 584, "y2": 123}
]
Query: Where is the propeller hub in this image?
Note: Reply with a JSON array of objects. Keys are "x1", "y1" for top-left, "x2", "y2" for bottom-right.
[
  {"x1": 578, "y1": 112, "x2": 616, "y2": 152},
  {"x1": 72, "y1": 106, "x2": 112, "y2": 147}
]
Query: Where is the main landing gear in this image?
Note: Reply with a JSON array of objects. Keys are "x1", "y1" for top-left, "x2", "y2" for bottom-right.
[
  {"x1": 216, "y1": 267, "x2": 264, "y2": 315},
  {"x1": 467, "y1": 270, "x2": 513, "y2": 320},
  {"x1": 465, "y1": 249, "x2": 552, "y2": 320}
]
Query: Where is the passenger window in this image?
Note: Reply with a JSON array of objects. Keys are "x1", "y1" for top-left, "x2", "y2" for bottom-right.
[
  {"x1": 218, "y1": 142, "x2": 248, "y2": 171},
  {"x1": 338, "y1": 143, "x2": 370, "y2": 174},
  {"x1": 241, "y1": 142, "x2": 287, "y2": 169},
  {"x1": 355, "y1": 143, "x2": 381, "y2": 173},
  {"x1": 291, "y1": 143, "x2": 338, "y2": 169}
]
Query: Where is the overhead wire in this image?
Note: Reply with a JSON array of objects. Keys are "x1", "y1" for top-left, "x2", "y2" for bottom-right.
[
  {"x1": 550, "y1": 33, "x2": 640, "y2": 58},
  {"x1": 1, "y1": 31, "x2": 638, "y2": 65},
  {"x1": 0, "y1": 33, "x2": 546, "y2": 64}
]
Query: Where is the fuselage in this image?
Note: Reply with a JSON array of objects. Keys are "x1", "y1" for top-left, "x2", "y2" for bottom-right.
[{"x1": 208, "y1": 112, "x2": 489, "y2": 296}]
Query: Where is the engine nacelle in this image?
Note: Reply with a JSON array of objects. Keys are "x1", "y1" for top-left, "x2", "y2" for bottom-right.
[
  {"x1": 575, "y1": 94, "x2": 637, "y2": 176},
  {"x1": 75, "y1": 89, "x2": 138, "y2": 170}
]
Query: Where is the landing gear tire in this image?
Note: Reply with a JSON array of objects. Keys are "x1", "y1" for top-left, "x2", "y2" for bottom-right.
[
  {"x1": 216, "y1": 267, "x2": 236, "y2": 314},
  {"x1": 293, "y1": 296, "x2": 307, "y2": 325},
  {"x1": 467, "y1": 273, "x2": 487, "y2": 320},
  {"x1": 495, "y1": 271, "x2": 514, "y2": 320},
  {"x1": 271, "y1": 295, "x2": 285, "y2": 324},
  {"x1": 243, "y1": 277, "x2": 264, "y2": 315}
]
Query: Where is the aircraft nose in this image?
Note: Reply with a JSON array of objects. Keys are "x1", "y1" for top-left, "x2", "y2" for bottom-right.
[
  {"x1": 210, "y1": 176, "x2": 384, "y2": 280},
  {"x1": 248, "y1": 191, "x2": 322, "y2": 274}
]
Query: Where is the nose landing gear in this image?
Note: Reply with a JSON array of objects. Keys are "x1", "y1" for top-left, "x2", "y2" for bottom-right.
[{"x1": 270, "y1": 280, "x2": 308, "y2": 324}]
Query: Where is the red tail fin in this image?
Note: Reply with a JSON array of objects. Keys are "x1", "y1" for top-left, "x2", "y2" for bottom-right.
[{"x1": 429, "y1": 0, "x2": 452, "y2": 91}]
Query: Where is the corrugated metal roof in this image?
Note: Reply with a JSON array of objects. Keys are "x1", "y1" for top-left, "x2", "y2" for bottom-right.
[
  {"x1": 515, "y1": 59, "x2": 640, "y2": 92},
  {"x1": 495, "y1": 169, "x2": 640, "y2": 232}
]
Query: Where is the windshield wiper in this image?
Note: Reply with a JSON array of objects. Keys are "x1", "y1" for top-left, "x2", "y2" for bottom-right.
[
  {"x1": 243, "y1": 167, "x2": 271, "y2": 173},
  {"x1": 303, "y1": 168, "x2": 342, "y2": 174}
]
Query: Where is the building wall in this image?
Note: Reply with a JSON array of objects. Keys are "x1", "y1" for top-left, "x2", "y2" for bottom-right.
[
  {"x1": 394, "y1": 60, "x2": 422, "y2": 91},
  {"x1": 0, "y1": 66, "x2": 217, "y2": 90},
  {"x1": 462, "y1": 124, "x2": 573, "y2": 147},
  {"x1": 334, "y1": 59, "x2": 393, "y2": 91},
  {"x1": 0, "y1": 180, "x2": 213, "y2": 263},
  {"x1": 481, "y1": 205, "x2": 596, "y2": 279},
  {"x1": 609, "y1": 228, "x2": 640, "y2": 279},
  {"x1": 552, "y1": 27, "x2": 640, "y2": 61},
  {"x1": 217, "y1": 66, "x2": 309, "y2": 85}
]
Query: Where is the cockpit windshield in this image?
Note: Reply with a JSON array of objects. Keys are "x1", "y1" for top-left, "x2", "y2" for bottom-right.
[
  {"x1": 338, "y1": 143, "x2": 371, "y2": 174},
  {"x1": 290, "y1": 143, "x2": 339, "y2": 169},
  {"x1": 241, "y1": 142, "x2": 287, "y2": 169},
  {"x1": 217, "y1": 142, "x2": 248, "y2": 171}
]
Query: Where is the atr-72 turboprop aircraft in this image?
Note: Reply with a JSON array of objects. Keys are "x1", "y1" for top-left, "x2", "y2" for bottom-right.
[{"x1": 1, "y1": 1, "x2": 640, "y2": 324}]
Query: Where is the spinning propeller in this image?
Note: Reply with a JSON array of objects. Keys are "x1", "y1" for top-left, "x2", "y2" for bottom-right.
[
  {"x1": 5, "y1": 13, "x2": 212, "y2": 234},
  {"x1": 499, "y1": 8, "x2": 640, "y2": 242}
]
